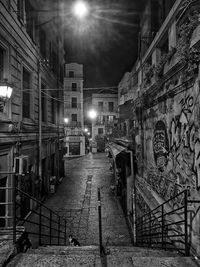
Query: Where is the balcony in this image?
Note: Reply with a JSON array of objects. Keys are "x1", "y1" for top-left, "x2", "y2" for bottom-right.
[
  {"x1": 65, "y1": 121, "x2": 82, "y2": 128},
  {"x1": 64, "y1": 86, "x2": 82, "y2": 92},
  {"x1": 64, "y1": 103, "x2": 82, "y2": 109},
  {"x1": 65, "y1": 74, "x2": 83, "y2": 79}
]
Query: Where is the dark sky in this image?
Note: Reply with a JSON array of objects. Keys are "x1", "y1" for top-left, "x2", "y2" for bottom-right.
[{"x1": 63, "y1": 0, "x2": 145, "y2": 88}]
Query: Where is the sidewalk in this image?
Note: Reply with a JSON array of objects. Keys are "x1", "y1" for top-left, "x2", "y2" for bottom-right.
[{"x1": 40, "y1": 152, "x2": 132, "y2": 247}]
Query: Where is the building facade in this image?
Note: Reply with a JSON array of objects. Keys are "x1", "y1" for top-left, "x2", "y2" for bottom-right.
[
  {"x1": 91, "y1": 92, "x2": 118, "y2": 152},
  {"x1": 118, "y1": 0, "x2": 200, "y2": 254},
  {"x1": 0, "y1": 0, "x2": 65, "y2": 226},
  {"x1": 63, "y1": 63, "x2": 85, "y2": 157}
]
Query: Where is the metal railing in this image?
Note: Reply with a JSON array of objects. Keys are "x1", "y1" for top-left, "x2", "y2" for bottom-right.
[
  {"x1": 135, "y1": 190, "x2": 191, "y2": 256},
  {"x1": 14, "y1": 188, "x2": 68, "y2": 246},
  {"x1": 0, "y1": 182, "x2": 68, "y2": 247}
]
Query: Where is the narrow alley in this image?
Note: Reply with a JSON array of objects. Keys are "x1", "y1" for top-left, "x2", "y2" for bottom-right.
[{"x1": 41, "y1": 152, "x2": 132, "y2": 247}]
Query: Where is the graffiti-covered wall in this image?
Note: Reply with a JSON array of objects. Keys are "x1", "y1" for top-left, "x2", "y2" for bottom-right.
[{"x1": 143, "y1": 78, "x2": 200, "y2": 202}]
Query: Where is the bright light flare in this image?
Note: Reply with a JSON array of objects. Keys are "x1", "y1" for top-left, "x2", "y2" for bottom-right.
[
  {"x1": 84, "y1": 128, "x2": 88, "y2": 132},
  {"x1": 64, "y1": 118, "x2": 69, "y2": 124},
  {"x1": 0, "y1": 85, "x2": 13, "y2": 99},
  {"x1": 88, "y1": 109, "x2": 97, "y2": 120},
  {"x1": 72, "y1": 1, "x2": 89, "y2": 19}
]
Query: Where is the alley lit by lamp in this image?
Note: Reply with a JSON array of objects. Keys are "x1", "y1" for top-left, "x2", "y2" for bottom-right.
[
  {"x1": 88, "y1": 109, "x2": 97, "y2": 120},
  {"x1": 0, "y1": 85, "x2": 13, "y2": 100},
  {"x1": 72, "y1": 1, "x2": 89, "y2": 19}
]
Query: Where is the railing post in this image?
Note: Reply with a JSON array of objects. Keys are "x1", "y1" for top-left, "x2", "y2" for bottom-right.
[
  {"x1": 65, "y1": 220, "x2": 67, "y2": 245},
  {"x1": 50, "y1": 210, "x2": 52, "y2": 245},
  {"x1": 58, "y1": 216, "x2": 60, "y2": 245},
  {"x1": 12, "y1": 175, "x2": 16, "y2": 245},
  {"x1": 39, "y1": 204, "x2": 42, "y2": 245},
  {"x1": 184, "y1": 190, "x2": 189, "y2": 256},
  {"x1": 162, "y1": 205, "x2": 165, "y2": 249},
  {"x1": 98, "y1": 187, "x2": 103, "y2": 255},
  {"x1": 149, "y1": 213, "x2": 151, "y2": 247}
]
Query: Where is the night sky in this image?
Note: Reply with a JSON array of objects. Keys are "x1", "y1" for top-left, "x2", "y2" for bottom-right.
[{"x1": 63, "y1": 0, "x2": 145, "y2": 88}]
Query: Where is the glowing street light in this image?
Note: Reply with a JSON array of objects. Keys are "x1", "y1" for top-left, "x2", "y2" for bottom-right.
[
  {"x1": 0, "y1": 84, "x2": 13, "y2": 100},
  {"x1": 88, "y1": 109, "x2": 97, "y2": 120},
  {"x1": 72, "y1": 1, "x2": 89, "y2": 19},
  {"x1": 84, "y1": 128, "x2": 88, "y2": 132},
  {"x1": 64, "y1": 118, "x2": 69, "y2": 124}
]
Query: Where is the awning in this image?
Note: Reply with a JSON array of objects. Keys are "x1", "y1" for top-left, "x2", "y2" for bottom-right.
[{"x1": 106, "y1": 142, "x2": 126, "y2": 158}]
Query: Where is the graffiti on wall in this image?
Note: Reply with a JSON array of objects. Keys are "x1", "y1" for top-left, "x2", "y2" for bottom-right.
[
  {"x1": 169, "y1": 93, "x2": 200, "y2": 190},
  {"x1": 153, "y1": 120, "x2": 169, "y2": 172},
  {"x1": 146, "y1": 86, "x2": 200, "y2": 207}
]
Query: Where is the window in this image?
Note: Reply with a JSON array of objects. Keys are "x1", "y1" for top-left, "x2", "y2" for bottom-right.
[
  {"x1": 25, "y1": 0, "x2": 36, "y2": 41},
  {"x1": 22, "y1": 68, "x2": 31, "y2": 118},
  {"x1": 98, "y1": 128, "x2": 103, "y2": 134},
  {"x1": 69, "y1": 71, "x2": 74, "y2": 77},
  {"x1": 71, "y1": 97, "x2": 77, "y2": 108},
  {"x1": 41, "y1": 84, "x2": 47, "y2": 122},
  {"x1": 0, "y1": 47, "x2": 4, "y2": 80},
  {"x1": 17, "y1": 0, "x2": 25, "y2": 22},
  {"x1": 97, "y1": 115, "x2": 104, "y2": 124},
  {"x1": 59, "y1": 64, "x2": 63, "y2": 83},
  {"x1": 51, "y1": 50, "x2": 57, "y2": 74},
  {"x1": 72, "y1": 83, "x2": 77, "y2": 91},
  {"x1": 108, "y1": 115, "x2": 114, "y2": 122},
  {"x1": 98, "y1": 102, "x2": 103, "y2": 112},
  {"x1": 108, "y1": 102, "x2": 114, "y2": 112},
  {"x1": 71, "y1": 114, "x2": 77, "y2": 122},
  {"x1": 51, "y1": 98, "x2": 55, "y2": 124},
  {"x1": 39, "y1": 29, "x2": 46, "y2": 59}
]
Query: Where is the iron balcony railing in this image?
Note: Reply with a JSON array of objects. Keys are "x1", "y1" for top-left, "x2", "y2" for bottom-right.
[{"x1": 135, "y1": 190, "x2": 191, "y2": 256}]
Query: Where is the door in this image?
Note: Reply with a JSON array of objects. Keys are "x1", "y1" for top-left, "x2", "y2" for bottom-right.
[{"x1": 69, "y1": 142, "x2": 80, "y2": 155}]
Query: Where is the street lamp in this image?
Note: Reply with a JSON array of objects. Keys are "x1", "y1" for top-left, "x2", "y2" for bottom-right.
[
  {"x1": 88, "y1": 109, "x2": 97, "y2": 120},
  {"x1": 72, "y1": 1, "x2": 89, "y2": 19},
  {"x1": 64, "y1": 118, "x2": 69, "y2": 124},
  {"x1": 0, "y1": 84, "x2": 13, "y2": 101}
]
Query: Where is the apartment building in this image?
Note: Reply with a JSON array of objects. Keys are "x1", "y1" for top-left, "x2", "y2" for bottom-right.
[
  {"x1": 0, "y1": 0, "x2": 65, "y2": 226},
  {"x1": 91, "y1": 92, "x2": 118, "y2": 151},
  {"x1": 63, "y1": 63, "x2": 85, "y2": 156}
]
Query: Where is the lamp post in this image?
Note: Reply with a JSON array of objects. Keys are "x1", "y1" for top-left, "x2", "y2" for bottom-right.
[{"x1": 88, "y1": 109, "x2": 97, "y2": 140}]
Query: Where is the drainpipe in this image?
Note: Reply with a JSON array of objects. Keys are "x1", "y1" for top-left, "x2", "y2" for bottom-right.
[{"x1": 38, "y1": 61, "x2": 42, "y2": 195}]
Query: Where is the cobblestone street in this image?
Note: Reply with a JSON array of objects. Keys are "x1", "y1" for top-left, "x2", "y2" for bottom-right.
[{"x1": 42, "y1": 152, "x2": 132, "y2": 247}]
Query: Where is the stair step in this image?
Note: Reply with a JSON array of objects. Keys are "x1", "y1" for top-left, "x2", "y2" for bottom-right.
[
  {"x1": 106, "y1": 256, "x2": 200, "y2": 267},
  {"x1": 106, "y1": 246, "x2": 179, "y2": 257},
  {"x1": 29, "y1": 245, "x2": 100, "y2": 255},
  {"x1": 7, "y1": 252, "x2": 102, "y2": 267}
]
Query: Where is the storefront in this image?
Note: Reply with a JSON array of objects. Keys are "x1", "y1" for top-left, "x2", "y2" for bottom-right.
[{"x1": 64, "y1": 136, "x2": 85, "y2": 157}]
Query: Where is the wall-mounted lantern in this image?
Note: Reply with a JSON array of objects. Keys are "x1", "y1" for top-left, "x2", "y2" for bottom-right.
[{"x1": 0, "y1": 84, "x2": 13, "y2": 101}]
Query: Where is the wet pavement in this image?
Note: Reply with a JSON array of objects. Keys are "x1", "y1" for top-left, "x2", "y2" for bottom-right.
[{"x1": 41, "y1": 152, "x2": 132, "y2": 247}]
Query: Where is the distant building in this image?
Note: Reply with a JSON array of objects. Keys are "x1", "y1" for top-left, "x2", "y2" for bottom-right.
[
  {"x1": 64, "y1": 63, "x2": 85, "y2": 157},
  {"x1": 83, "y1": 87, "x2": 118, "y2": 152}
]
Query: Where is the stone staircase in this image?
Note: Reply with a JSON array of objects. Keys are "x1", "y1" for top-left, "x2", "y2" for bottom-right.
[{"x1": 6, "y1": 245, "x2": 200, "y2": 267}]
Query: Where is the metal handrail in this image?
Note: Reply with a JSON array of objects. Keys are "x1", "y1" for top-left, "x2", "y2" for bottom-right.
[
  {"x1": 0, "y1": 183, "x2": 68, "y2": 247},
  {"x1": 13, "y1": 187, "x2": 68, "y2": 246},
  {"x1": 135, "y1": 190, "x2": 191, "y2": 256}
]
